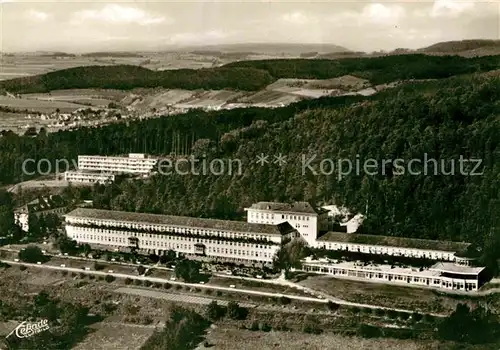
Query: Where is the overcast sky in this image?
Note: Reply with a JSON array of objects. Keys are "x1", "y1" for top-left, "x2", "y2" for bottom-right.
[{"x1": 0, "y1": 0, "x2": 499, "y2": 52}]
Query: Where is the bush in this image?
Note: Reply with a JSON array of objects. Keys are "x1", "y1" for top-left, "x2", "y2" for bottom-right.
[
  {"x1": 303, "y1": 323, "x2": 322, "y2": 334},
  {"x1": 88, "y1": 274, "x2": 95, "y2": 280},
  {"x1": 18, "y1": 246, "x2": 47, "y2": 263},
  {"x1": 227, "y1": 301, "x2": 248, "y2": 320},
  {"x1": 278, "y1": 296, "x2": 291, "y2": 305},
  {"x1": 134, "y1": 279, "x2": 142, "y2": 286},
  {"x1": 398, "y1": 311, "x2": 410, "y2": 320},
  {"x1": 105, "y1": 275, "x2": 115, "y2": 283},
  {"x1": 422, "y1": 314, "x2": 435, "y2": 323},
  {"x1": 154, "y1": 283, "x2": 162, "y2": 288},
  {"x1": 375, "y1": 308, "x2": 386, "y2": 317},
  {"x1": 259, "y1": 322, "x2": 272, "y2": 332},
  {"x1": 94, "y1": 262, "x2": 104, "y2": 271},
  {"x1": 163, "y1": 283, "x2": 171, "y2": 289},
  {"x1": 387, "y1": 310, "x2": 398, "y2": 319},
  {"x1": 61, "y1": 270, "x2": 68, "y2": 276},
  {"x1": 361, "y1": 307, "x2": 373, "y2": 315},
  {"x1": 249, "y1": 321, "x2": 259, "y2": 331},
  {"x1": 412, "y1": 312, "x2": 423, "y2": 322},
  {"x1": 98, "y1": 276, "x2": 104, "y2": 281},
  {"x1": 137, "y1": 265, "x2": 146, "y2": 275},
  {"x1": 124, "y1": 278, "x2": 133, "y2": 285},
  {"x1": 79, "y1": 273, "x2": 86, "y2": 279},
  {"x1": 205, "y1": 301, "x2": 225, "y2": 321},
  {"x1": 351, "y1": 307, "x2": 361, "y2": 314},
  {"x1": 175, "y1": 284, "x2": 182, "y2": 290},
  {"x1": 327, "y1": 301, "x2": 340, "y2": 311},
  {"x1": 144, "y1": 280, "x2": 152, "y2": 287},
  {"x1": 19, "y1": 265, "x2": 27, "y2": 271},
  {"x1": 358, "y1": 324, "x2": 382, "y2": 338},
  {"x1": 71, "y1": 272, "x2": 77, "y2": 277}
]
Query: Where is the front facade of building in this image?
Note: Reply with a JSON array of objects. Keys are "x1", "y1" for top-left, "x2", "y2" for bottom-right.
[
  {"x1": 64, "y1": 171, "x2": 115, "y2": 184},
  {"x1": 77, "y1": 153, "x2": 158, "y2": 175},
  {"x1": 245, "y1": 202, "x2": 329, "y2": 246},
  {"x1": 64, "y1": 208, "x2": 297, "y2": 265}
]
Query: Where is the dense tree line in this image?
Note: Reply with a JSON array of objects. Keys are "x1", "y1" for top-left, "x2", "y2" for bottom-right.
[
  {"x1": 1, "y1": 54, "x2": 498, "y2": 95},
  {"x1": 0, "y1": 71, "x2": 499, "y2": 271},
  {"x1": 0, "y1": 65, "x2": 274, "y2": 93},
  {"x1": 224, "y1": 54, "x2": 500, "y2": 84}
]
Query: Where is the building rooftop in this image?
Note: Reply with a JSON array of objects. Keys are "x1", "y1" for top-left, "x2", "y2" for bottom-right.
[
  {"x1": 317, "y1": 231, "x2": 470, "y2": 253},
  {"x1": 430, "y1": 262, "x2": 485, "y2": 275},
  {"x1": 65, "y1": 208, "x2": 293, "y2": 236},
  {"x1": 302, "y1": 258, "x2": 441, "y2": 278},
  {"x1": 303, "y1": 258, "x2": 484, "y2": 277},
  {"x1": 246, "y1": 201, "x2": 328, "y2": 215},
  {"x1": 16, "y1": 195, "x2": 67, "y2": 213}
]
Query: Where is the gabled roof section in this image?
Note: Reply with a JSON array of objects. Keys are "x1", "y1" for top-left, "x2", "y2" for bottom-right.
[
  {"x1": 247, "y1": 201, "x2": 327, "y2": 215},
  {"x1": 317, "y1": 231, "x2": 471, "y2": 253}
]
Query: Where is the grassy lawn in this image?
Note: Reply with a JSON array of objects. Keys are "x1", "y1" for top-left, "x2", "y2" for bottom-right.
[
  {"x1": 73, "y1": 323, "x2": 155, "y2": 350},
  {"x1": 198, "y1": 326, "x2": 445, "y2": 350}
]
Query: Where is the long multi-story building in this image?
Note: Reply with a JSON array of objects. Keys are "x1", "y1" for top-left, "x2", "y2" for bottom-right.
[
  {"x1": 62, "y1": 201, "x2": 487, "y2": 292},
  {"x1": 77, "y1": 153, "x2": 158, "y2": 175},
  {"x1": 64, "y1": 208, "x2": 297, "y2": 265},
  {"x1": 245, "y1": 202, "x2": 329, "y2": 246},
  {"x1": 64, "y1": 171, "x2": 115, "y2": 185}
]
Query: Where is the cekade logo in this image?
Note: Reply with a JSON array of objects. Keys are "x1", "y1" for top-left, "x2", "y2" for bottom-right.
[{"x1": 8, "y1": 319, "x2": 50, "y2": 339}]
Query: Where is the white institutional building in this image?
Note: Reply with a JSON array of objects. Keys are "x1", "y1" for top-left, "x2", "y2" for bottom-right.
[
  {"x1": 64, "y1": 208, "x2": 297, "y2": 265},
  {"x1": 64, "y1": 171, "x2": 115, "y2": 185},
  {"x1": 63, "y1": 200, "x2": 487, "y2": 291},
  {"x1": 245, "y1": 202, "x2": 329, "y2": 246},
  {"x1": 63, "y1": 153, "x2": 158, "y2": 184},
  {"x1": 77, "y1": 153, "x2": 158, "y2": 174}
]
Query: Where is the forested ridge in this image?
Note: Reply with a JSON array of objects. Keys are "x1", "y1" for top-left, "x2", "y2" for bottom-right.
[
  {"x1": 1, "y1": 54, "x2": 499, "y2": 93},
  {"x1": 0, "y1": 70, "x2": 499, "y2": 270}
]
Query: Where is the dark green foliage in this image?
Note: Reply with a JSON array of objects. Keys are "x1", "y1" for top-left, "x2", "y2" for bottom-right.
[
  {"x1": 104, "y1": 275, "x2": 115, "y2": 283},
  {"x1": 137, "y1": 265, "x2": 146, "y2": 275},
  {"x1": 205, "y1": 301, "x2": 225, "y2": 321},
  {"x1": 226, "y1": 301, "x2": 248, "y2": 320},
  {"x1": 140, "y1": 306, "x2": 209, "y2": 350},
  {"x1": 174, "y1": 259, "x2": 202, "y2": 283},
  {"x1": 124, "y1": 278, "x2": 132, "y2": 285},
  {"x1": 225, "y1": 54, "x2": 500, "y2": 84},
  {"x1": 438, "y1": 303, "x2": 500, "y2": 344},
  {"x1": 358, "y1": 324, "x2": 382, "y2": 338},
  {"x1": 0, "y1": 65, "x2": 274, "y2": 93},
  {"x1": 18, "y1": 246, "x2": 48, "y2": 263},
  {"x1": 5, "y1": 292, "x2": 94, "y2": 349}
]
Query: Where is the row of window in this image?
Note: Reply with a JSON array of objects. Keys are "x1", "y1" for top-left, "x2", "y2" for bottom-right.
[
  {"x1": 304, "y1": 266, "x2": 478, "y2": 289},
  {"x1": 249, "y1": 211, "x2": 312, "y2": 222},
  {"x1": 72, "y1": 231, "x2": 273, "y2": 249},
  {"x1": 69, "y1": 223, "x2": 273, "y2": 242},
  {"x1": 319, "y1": 243, "x2": 454, "y2": 260}
]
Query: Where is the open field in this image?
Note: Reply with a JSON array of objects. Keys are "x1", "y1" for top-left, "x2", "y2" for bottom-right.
[
  {"x1": 298, "y1": 275, "x2": 479, "y2": 314},
  {"x1": 73, "y1": 323, "x2": 156, "y2": 350},
  {"x1": 0, "y1": 95, "x2": 83, "y2": 113},
  {"x1": 197, "y1": 327, "x2": 445, "y2": 350}
]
